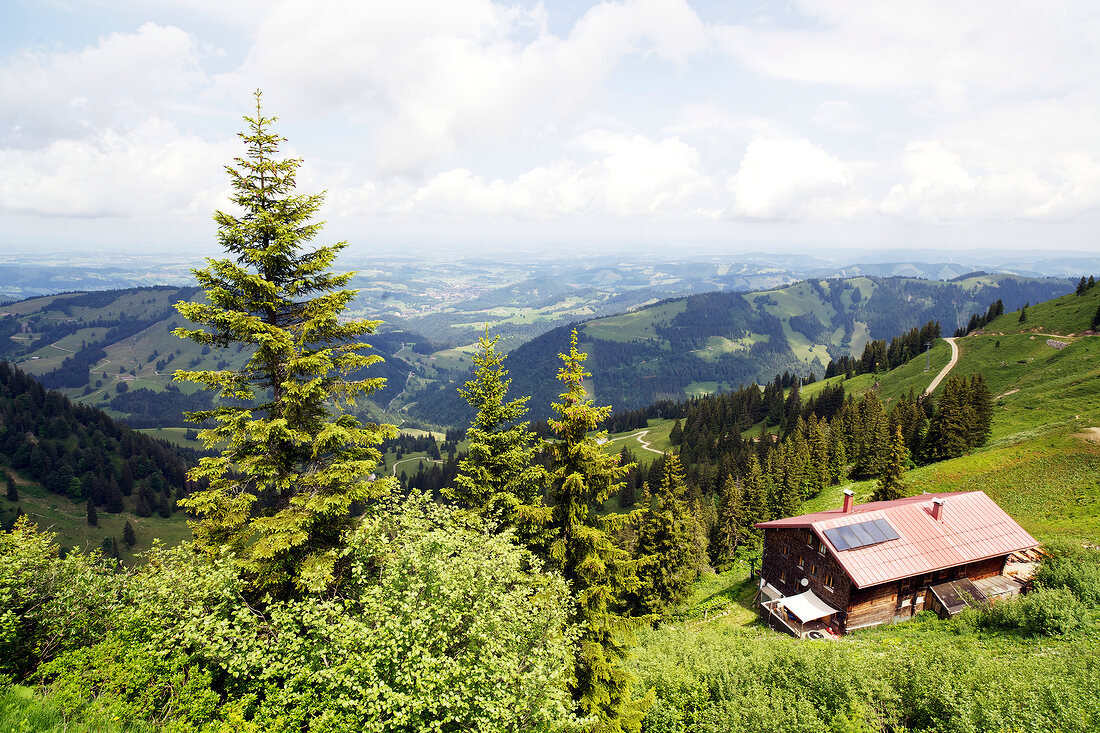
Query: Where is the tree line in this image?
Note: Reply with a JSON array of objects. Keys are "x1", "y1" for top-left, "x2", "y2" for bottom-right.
[{"x1": 0, "y1": 360, "x2": 196, "y2": 537}]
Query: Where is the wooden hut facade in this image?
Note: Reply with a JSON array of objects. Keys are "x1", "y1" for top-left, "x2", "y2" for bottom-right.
[{"x1": 755, "y1": 490, "x2": 1039, "y2": 636}]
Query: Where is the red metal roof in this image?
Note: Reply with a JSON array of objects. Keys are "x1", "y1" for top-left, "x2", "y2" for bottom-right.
[{"x1": 755, "y1": 491, "x2": 1039, "y2": 589}]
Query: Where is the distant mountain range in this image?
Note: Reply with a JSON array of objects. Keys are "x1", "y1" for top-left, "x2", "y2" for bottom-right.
[
  {"x1": 410, "y1": 273, "x2": 1076, "y2": 423},
  {"x1": 0, "y1": 267, "x2": 1080, "y2": 430}
]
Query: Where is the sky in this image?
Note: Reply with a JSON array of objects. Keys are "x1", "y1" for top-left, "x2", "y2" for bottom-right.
[{"x1": 2, "y1": 0, "x2": 1099, "y2": 259}]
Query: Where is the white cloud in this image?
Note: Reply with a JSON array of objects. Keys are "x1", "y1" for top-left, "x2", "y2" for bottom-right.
[
  {"x1": 0, "y1": 118, "x2": 233, "y2": 218},
  {"x1": 881, "y1": 139, "x2": 1100, "y2": 222},
  {"x1": 714, "y1": 0, "x2": 1100, "y2": 101},
  {"x1": 0, "y1": 23, "x2": 210, "y2": 146},
  {"x1": 223, "y1": 0, "x2": 710, "y2": 173},
  {"x1": 813, "y1": 100, "x2": 862, "y2": 132},
  {"x1": 332, "y1": 130, "x2": 711, "y2": 220},
  {"x1": 727, "y1": 138, "x2": 859, "y2": 219}
]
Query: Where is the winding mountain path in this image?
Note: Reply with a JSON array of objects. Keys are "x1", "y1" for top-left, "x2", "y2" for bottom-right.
[
  {"x1": 391, "y1": 456, "x2": 443, "y2": 477},
  {"x1": 923, "y1": 336, "x2": 959, "y2": 396},
  {"x1": 603, "y1": 429, "x2": 665, "y2": 455}
]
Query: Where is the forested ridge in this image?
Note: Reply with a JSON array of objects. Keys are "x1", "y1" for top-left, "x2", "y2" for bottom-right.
[
  {"x1": 411, "y1": 274, "x2": 1072, "y2": 425},
  {"x1": 0, "y1": 360, "x2": 195, "y2": 552}
]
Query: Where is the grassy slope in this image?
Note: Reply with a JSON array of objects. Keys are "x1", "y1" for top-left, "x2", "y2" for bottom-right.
[
  {"x1": 805, "y1": 286, "x2": 1100, "y2": 545},
  {"x1": 3, "y1": 474, "x2": 192, "y2": 562}
]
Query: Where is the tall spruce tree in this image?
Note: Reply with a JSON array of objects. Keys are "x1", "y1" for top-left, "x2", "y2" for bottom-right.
[
  {"x1": 873, "y1": 425, "x2": 909, "y2": 501},
  {"x1": 173, "y1": 92, "x2": 396, "y2": 595},
  {"x1": 633, "y1": 453, "x2": 699, "y2": 616},
  {"x1": 853, "y1": 392, "x2": 889, "y2": 478},
  {"x1": 447, "y1": 330, "x2": 548, "y2": 534},
  {"x1": 546, "y1": 329, "x2": 647, "y2": 732},
  {"x1": 923, "y1": 375, "x2": 973, "y2": 463},
  {"x1": 739, "y1": 452, "x2": 767, "y2": 540},
  {"x1": 5, "y1": 474, "x2": 16, "y2": 503},
  {"x1": 715, "y1": 473, "x2": 740, "y2": 565},
  {"x1": 968, "y1": 374, "x2": 993, "y2": 449}
]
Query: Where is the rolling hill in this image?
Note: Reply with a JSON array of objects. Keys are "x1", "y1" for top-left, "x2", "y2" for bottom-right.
[
  {"x1": 412, "y1": 273, "x2": 1074, "y2": 424},
  {"x1": 0, "y1": 287, "x2": 434, "y2": 428}
]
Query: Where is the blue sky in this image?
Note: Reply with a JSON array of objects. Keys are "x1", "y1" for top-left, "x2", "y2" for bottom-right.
[{"x1": 2, "y1": 0, "x2": 1099, "y2": 258}]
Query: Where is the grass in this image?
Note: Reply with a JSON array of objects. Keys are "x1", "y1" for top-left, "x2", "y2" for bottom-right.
[
  {"x1": 1, "y1": 475, "x2": 191, "y2": 562},
  {"x1": 984, "y1": 284, "x2": 1100, "y2": 337},
  {"x1": 580, "y1": 299, "x2": 686, "y2": 343},
  {"x1": 601, "y1": 418, "x2": 676, "y2": 465},
  {"x1": 136, "y1": 427, "x2": 207, "y2": 452},
  {"x1": 0, "y1": 685, "x2": 154, "y2": 733},
  {"x1": 670, "y1": 562, "x2": 761, "y2": 628}
]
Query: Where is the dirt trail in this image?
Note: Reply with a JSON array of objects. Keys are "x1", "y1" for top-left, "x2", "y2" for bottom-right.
[
  {"x1": 603, "y1": 429, "x2": 664, "y2": 455},
  {"x1": 1074, "y1": 427, "x2": 1100, "y2": 445},
  {"x1": 923, "y1": 336, "x2": 959, "y2": 396},
  {"x1": 391, "y1": 456, "x2": 443, "y2": 477}
]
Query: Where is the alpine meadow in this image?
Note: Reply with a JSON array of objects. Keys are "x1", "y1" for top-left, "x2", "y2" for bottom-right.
[{"x1": 3, "y1": 47, "x2": 1100, "y2": 733}]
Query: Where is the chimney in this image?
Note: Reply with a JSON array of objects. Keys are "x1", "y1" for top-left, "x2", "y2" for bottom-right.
[
  {"x1": 931, "y1": 497, "x2": 945, "y2": 521},
  {"x1": 842, "y1": 489, "x2": 855, "y2": 513}
]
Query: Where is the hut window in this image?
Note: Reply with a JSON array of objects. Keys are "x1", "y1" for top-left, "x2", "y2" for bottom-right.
[
  {"x1": 817, "y1": 539, "x2": 826, "y2": 555},
  {"x1": 805, "y1": 531, "x2": 813, "y2": 546},
  {"x1": 780, "y1": 569, "x2": 787, "y2": 583},
  {"x1": 809, "y1": 563, "x2": 818, "y2": 577},
  {"x1": 797, "y1": 556, "x2": 805, "y2": 570},
  {"x1": 823, "y1": 572, "x2": 834, "y2": 589},
  {"x1": 781, "y1": 543, "x2": 788, "y2": 556}
]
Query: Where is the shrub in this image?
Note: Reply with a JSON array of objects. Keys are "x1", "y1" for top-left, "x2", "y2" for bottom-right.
[
  {"x1": 0, "y1": 517, "x2": 121, "y2": 680},
  {"x1": 27, "y1": 494, "x2": 579, "y2": 732}
]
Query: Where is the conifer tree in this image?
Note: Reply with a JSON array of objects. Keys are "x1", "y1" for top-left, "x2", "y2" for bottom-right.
[
  {"x1": 545, "y1": 330, "x2": 646, "y2": 732},
  {"x1": 923, "y1": 375, "x2": 973, "y2": 462},
  {"x1": 715, "y1": 473, "x2": 740, "y2": 565},
  {"x1": 1019, "y1": 303, "x2": 1028, "y2": 323},
  {"x1": 805, "y1": 415, "x2": 829, "y2": 497},
  {"x1": 739, "y1": 452, "x2": 767, "y2": 541},
  {"x1": 1091, "y1": 304, "x2": 1100, "y2": 331},
  {"x1": 85, "y1": 498, "x2": 97, "y2": 527},
  {"x1": 853, "y1": 392, "x2": 889, "y2": 478},
  {"x1": 668, "y1": 419, "x2": 683, "y2": 446},
  {"x1": 173, "y1": 92, "x2": 396, "y2": 595},
  {"x1": 968, "y1": 374, "x2": 993, "y2": 448},
  {"x1": 5, "y1": 474, "x2": 16, "y2": 503},
  {"x1": 874, "y1": 426, "x2": 909, "y2": 501},
  {"x1": 633, "y1": 453, "x2": 699, "y2": 616},
  {"x1": 123, "y1": 520, "x2": 136, "y2": 547},
  {"x1": 826, "y1": 422, "x2": 848, "y2": 485},
  {"x1": 447, "y1": 330, "x2": 548, "y2": 534},
  {"x1": 1077, "y1": 276, "x2": 1089, "y2": 296}
]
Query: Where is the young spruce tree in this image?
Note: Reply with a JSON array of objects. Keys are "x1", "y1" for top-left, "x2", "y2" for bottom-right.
[
  {"x1": 873, "y1": 425, "x2": 909, "y2": 502},
  {"x1": 174, "y1": 92, "x2": 396, "y2": 596},
  {"x1": 546, "y1": 329, "x2": 647, "y2": 732},
  {"x1": 446, "y1": 330, "x2": 548, "y2": 535},
  {"x1": 633, "y1": 453, "x2": 699, "y2": 616}
]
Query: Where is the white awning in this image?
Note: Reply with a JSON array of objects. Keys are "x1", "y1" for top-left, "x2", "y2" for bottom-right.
[
  {"x1": 779, "y1": 589, "x2": 839, "y2": 623},
  {"x1": 759, "y1": 582, "x2": 784, "y2": 603}
]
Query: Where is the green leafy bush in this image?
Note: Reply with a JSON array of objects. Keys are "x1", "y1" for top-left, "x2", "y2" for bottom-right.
[
  {"x1": 14, "y1": 494, "x2": 580, "y2": 732},
  {"x1": 0, "y1": 517, "x2": 122, "y2": 680}
]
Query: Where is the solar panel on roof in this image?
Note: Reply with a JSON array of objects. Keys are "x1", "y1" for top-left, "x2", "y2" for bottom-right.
[
  {"x1": 871, "y1": 519, "x2": 900, "y2": 541},
  {"x1": 835, "y1": 525, "x2": 860, "y2": 549},
  {"x1": 824, "y1": 518, "x2": 900, "y2": 552},
  {"x1": 850, "y1": 522, "x2": 876, "y2": 545},
  {"x1": 864, "y1": 521, "x2": 889, "y2": 543}
]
